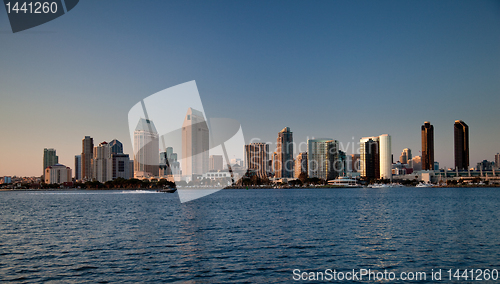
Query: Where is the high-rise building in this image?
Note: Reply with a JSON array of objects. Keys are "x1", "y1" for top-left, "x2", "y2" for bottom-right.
[
  {"x1": 275, "y1": 127, "x2": 294, "y2": 178},
  {"x1": 411, "y1": 156, "x2": 422, "y2": 171},
  {"x1": 294, "y1": 152, "x2": 308, "y2": 178},
  {"x1": 421, "y1": 122, "x2": 434, "y2": 171},
  {"x1": 245, "y1": 143, "x2": 269, "y2": 178},
  {"x1": 45, "y1": 164, "x2": 72, "y2": 184},
  {"x1": 399, "y1": 148, "x2": 412, "y2": 164},
  {"x1": 351, "y1": 154, "x2": 360, "y2": 172},
  {"x1": 496, "y1": 153, "x2": 500, "y2": 169},
  {"x1": 92, "y1": 141, "x2": 112, "y2": 183},
  {"x1": 112, "y1": 153, "x2": 130, "y2": 180},
  {"x1": 43, "y1": 148, "x2": 58, "y2": 177},
  {"x1": 81, "y1": 136, "x2": 94, "y2": 181},
  {"x1": 109, "y1": 139, "x2": 124, "y2": 154},
  {"x1": 359, "y1": 134, "x2": 392, "y2": 179},
  {"x1": 134, "y1": 118, "x2": 159, "y2": 178},
  {"x1": 454, "y1": 120, "x2": 469, "y2": 170},
  {"x1": 209, "y1": 155, "x2": 224, "y2": 171},
  {"x1": 74, "y1": 155, "x2": 81, "y2": 181},
  {"x1": 307, "y1": 139, "x2": 340, "y2": 181},
  {"x1": 182, "y1": 108, "x2": 209, "y2": 178}
]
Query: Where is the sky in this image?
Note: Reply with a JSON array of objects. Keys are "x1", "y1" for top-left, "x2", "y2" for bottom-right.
[{"x1": 0, "y1": 0, "x2": 499, "y2": 177}]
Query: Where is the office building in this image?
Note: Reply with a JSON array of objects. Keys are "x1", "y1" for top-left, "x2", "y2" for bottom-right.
[
  {"x1": 434, "y1": 161, "x2": 440, "y2": 171},
  {"x1": 81, "y1": 136, "x2": 94, "y2": 181},
  {"x1": 245, "y1": 143, "x2": 269, "y2": 178},
  {"x1": 45, "y1": 164, "x2": 72, "y2": 184},
  {"x1": 74, "y1": 155, "x2": 81, "y2": 181},
  {"x1": 351, "y1": 154, "x2": 360, "y2": 172},
  {"x1": 496, "y1": 153, "x2": 500, "y2": 169},
  {"x1": 275, "y1": 127, "x2": 294, "y2": 178},
  {"x1": 359, "y1": 134, "x2": 392, "y2": 180},
  {"x1": 421, "y1": 121, "x2": 434, "y2": 170},
  {"x1": 454, "y1": 120, "x2": 469, "y2": 170},
  {"x1": 182, "y1": 108, "x2": 209, "y2": 178},
  {"x1": 399, "y1": 148, "x2": 412, "y2": 164},
  {"x1": 134, "y1": 118, "x2": 159, "y2": 178},
  {"x1": 43, "y1": 148, "x2": 58, "y2": 178},
  {"x1": 112, "y1": 153, "x2": 130, "y2": 180},
  {"x1": 294, "y1": 152, "x2": 308, "y2": 178},
  {"x1": 477, "y1": 160, "x2": 494, "y2": 171},
  {"x1": 92, "y1": 141, "x2": 112, "y2": 183},
  {"x1": 307, "y1": 139, "x2": 340, "y2": 181},
  {"x1": 209, "y1": 155, "x2": 224, "y2": 171},
  {"x1": 411, "y1": 156, "x2": 422, "y2": 171},
  {"x1": 109, "y1": 139, "x2": 124, "y2": 154}
]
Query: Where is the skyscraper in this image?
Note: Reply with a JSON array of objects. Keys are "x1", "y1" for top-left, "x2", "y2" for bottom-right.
[
  {"x1": 81, "y1": 136, "x2": 94, "y2": 181},
  {"x1": 307, "y1": 139, "x2": 340, "y2": 181},
  {"x1": 209, "y1": 155, "x2": 223, "y2": 171},
  {"x1": 134, "y1": 118, "x2": 159, "y2": 178},
  {"x1": 294, "y1": 152, "x2": 308, "y2": 178},
  {"x1": 92, "y1": 141, "x2": 113, "y2": 183},
  {"x1": 421, "y1": 122, "x2": 434, "y2": 171},
  {"x1": 274, "y1": 127, "x2": 294, "y2": 178},
  {"x1": 495, "y1": 153, "x2": 500, "y2": 169},
  {"x1": 399, "y1": 148, "x2": 412, "y2": 164},
  {"x1": 74, "y1": 155, "x2": 81, "y2": 181},
  {"x1": 109, "y1": 139, "x2": 124, "y2": 154},
  {"x1": 43, "y1": 148, "x2": 58, "y2": 177},
  {"x1": 182, "y1": 108, "x2": 209, "y2": 178},
  {"x1": 359, "y1": 134, "x2": 392, "y2": 180},
  {"x1": 454, "y1": 120, "x2": 469, "y2": 170},
  {"x1": 245, "y1": 143, "x2": 269, "y2": 178}
]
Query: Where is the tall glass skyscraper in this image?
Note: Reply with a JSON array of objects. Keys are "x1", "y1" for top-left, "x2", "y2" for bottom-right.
[
  {"x1": 134, "y1": 118, "x2": 159, "y2": 178},
  {"x1": 182, "y1": 108, "x2": 209, "y2": 178},
  {"x1": 454, "y1": 120, "x2": 469, "y2": 170},
  {"x1": 421, "y1": 122, "x2": 434, "y2": 171},
  {"x1": 81, "y1": 136, "x2": 94, "y2": 181},
  {"x1": 43, "y1": 148, "x2": 58, "y2": 177},
  {"x1": 275, "y1": 127, "x2": 294, "y2": 178},
  {"x1": 307, "y1": 139, "x2": 339, "y2": 181}
]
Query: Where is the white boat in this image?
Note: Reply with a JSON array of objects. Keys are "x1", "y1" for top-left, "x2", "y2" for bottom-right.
[
  {"x1": 368, "y1": 183, "x2": 392, "y2": 188},
  {"x1": 416, "y1": 182, "x2": 432, "y2": 187}
]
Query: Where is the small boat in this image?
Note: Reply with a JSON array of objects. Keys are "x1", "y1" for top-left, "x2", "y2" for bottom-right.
[
  {"x1": 416, "y1": 182, "x2": 432, "y2": 187},
  {"x1": 157, "y1": 187, "x2": 177, "y2": 193}
]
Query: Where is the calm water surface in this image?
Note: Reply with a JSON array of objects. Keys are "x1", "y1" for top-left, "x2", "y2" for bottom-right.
[{"x1": 1, "y1": 187, "x2": 500, "y2": 283}]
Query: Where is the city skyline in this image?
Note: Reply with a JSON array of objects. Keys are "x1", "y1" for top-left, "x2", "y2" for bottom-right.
[{"x1": 1, "y1": 1, "x2": 499, "y2": 176}]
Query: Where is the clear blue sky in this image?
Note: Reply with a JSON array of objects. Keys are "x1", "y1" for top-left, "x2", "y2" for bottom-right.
[{"x1": 1, "y1": 0, "x2": 499, "y2": 176}]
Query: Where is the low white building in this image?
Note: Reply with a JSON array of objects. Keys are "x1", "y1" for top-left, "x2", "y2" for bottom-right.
[{"x1": 45, "y1": 164, "x2": 72, "y2": 184}]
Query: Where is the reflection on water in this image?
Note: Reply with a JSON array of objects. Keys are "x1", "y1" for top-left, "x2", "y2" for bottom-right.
[{"x1": 1, "y1": 188, "x2": 500, "y2": 283}]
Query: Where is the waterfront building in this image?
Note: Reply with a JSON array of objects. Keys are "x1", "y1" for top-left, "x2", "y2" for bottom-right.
[
  {"x1": 351, "y1": 154, "x2": 360, "y2": 172},
  {"x1": 134, "y1": 118, "x2": 159, "y2": 178},
  {"x1": 359, "y1": 134, "x2": 392, "y2": 180},
  {"x1": 92, "y1": 141, "x2": 113, "y2": 183},
  {"x1": 112, "y1": 153, "x2": 130, "y2": 180},
  {"x1": 477, "y1": 160, "x2": 494, "y2": 171},
  {"x1": 43, "y1": 148, "x2": 58, "y2": 178},
  {"x1": 294, "y1": 152, "x2": 308, "y2": 178},
  {"x1": 411, "y1": 156, "x2": 422, "y2": 171},
  {"x1": 434, "y1": 161, "x2": 440, "y2": 171},
  {"x1": 81, "y1": 136, "x2": 94, "y2": 181},
  {"x1": 496, "y1": 153, "x2": 500, "y2": 169},
  {"x1": 274, "y1": 127, "x2": 294, "y2": 178},
  {"x1": 109, "y1": 139, "x2": 124, "y2": 154},
  {"x1": 421, "y1": 121, "x2": 434, "y2": 171},
  {"x1": 454, "y1": 120, "x2": 469, "y2": 170},
  {"x1": 245, "y1": 143, "x2": 269, "y2": 178},
  {"x1": 44, "y1": 164, "x2": 72, "y2": 184},
  {"x1": 182, "y1": 108, "x2": 209, "y2": 178},
  {"x1": 209, "y1": 155, "x2": 223, "y2": 171},
  {"x1": 307, "y1": 139, "x2": 340, "y2": 181},
  {"x1": 399, "y1": 148, "x2": 412, "y2": 164},
  {"x1": 74, "y1": 155, "x2": 81, "y2": 181}
]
